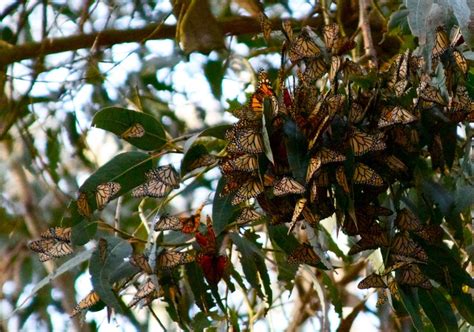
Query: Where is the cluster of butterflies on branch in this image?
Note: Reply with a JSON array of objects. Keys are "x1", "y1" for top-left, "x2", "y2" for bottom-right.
[{"x1": 28, "y1": 20, "x2": 473, "y2": 319}]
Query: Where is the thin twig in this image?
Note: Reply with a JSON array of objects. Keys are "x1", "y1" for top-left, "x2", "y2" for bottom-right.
[{"x1": 359, "y1": 0, "x2": 378, "y2": 68}]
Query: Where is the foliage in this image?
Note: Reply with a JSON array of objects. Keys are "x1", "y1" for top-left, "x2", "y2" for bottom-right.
[{"x1": 0, "y1": 1, "x2": 473, "y2": 331}]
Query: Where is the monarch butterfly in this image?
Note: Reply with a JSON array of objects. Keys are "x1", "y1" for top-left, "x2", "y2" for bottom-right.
[
  {"x1": 154, "y1": 214, "x2": 182, "y2": 232},
  {"x1": 395, "y1": 208, "x2": 421, "y2": 232},
  {"x1": 358, "y1": 273, "x2": 387, "y2": 289},
  {"x1": 323, "y1": 23, "x2": 339, "y2": 51},
  {"x1": 306, "y1": 155, "x2": 322, "y2": 183},
  {"x1": 391, "y1": 232, "x2": 428, "y2": 262},
  {"x1": 281, "y1": 20, "x2": 294, "y2": 42},
  {"x1": 196, "y1": 253, "x2": 228, "y2": 284},
  {"x1": 342, "y1": 212, "x2": 374, "y2": 236},
  {"x1": 419, "y1": 84, "x2": 446, "y2": 105},
  {"x1": 386, "y1": 155, "x2": 408, "y2": 174},
  {"x1": 353, "y1": 163, "x2": 384, "y2": 186},
  {"x1": 259, "y1": 13, "x2": 272, "y2": 44},
  {"x1": 195, "y1": 215, "x2": 217, "y2": 253},
  {"x1": 348, "y1": 233, "x2": 388, "y2": 255},
  {"x1": 336, "y1": 166, "x2": 350, "y2": 193},
  {"x1": 288, "y1": 29, "x2": 321, "y2": 63},
  {"x1": 376, "y1": 290, "x2": 388, "y2": 307},
  {"x1": 287, "y1": 198, "x2": 307, "y2": 234},
  {"x1": 157, "y1": 250, "x2": 194, "y2": 269},
  {"x1": 130, "y1": 253, "x2": 153, "y2": 274},
  {"x1": 95, "y1": 182, "x2": 121, "y2": 210},
  {"x1": 328, "y1": 56, "x2": 343, "y2": 82},
  {"x1": 326, "y1": 95, "x2": 346, "y2": 116},
  {"x1": 378, "y1": 106, "x2": 416, "y2": 128},
  {"x1": 349, "y1": 129, "x2": 386, "y2": 156},
  {"x1": 220, "y1": 154, "x2": 259, "y2": 173},
  {"x1": 397, "y1": 264, "x2": 432, "y2": 289},
  {"x1": 147, "y1": 165, "x2": 180, "y2": 189},
  {"x1": 273, "y1": 177, "x2": 305, "y2": 196},
  {"x1": 235, "y1": 207, "x2": 263, "y2": 225},
  {"x1": 40, "y1": 227, "x2": 71, "y2": 243},
  {"x1": 231, "y1": 178, "x2": 264, "y2": 205},
  {"x1": 28, "y1": 238, "x2": 73, "y2": 261},
  {"x1": 288, "y1": 244, "x2": 321, "y2": 266},
  {"x1": 227, "y1": 129, "x2": 264, "y2": 154},
  {"x1": 303, "y1": 58, "x2": 327, "y2": 81},
  {"x1": 256, "y1": 69, "x2": 275, "y2": 97},
  {"x1": 70, "y1": 291, "x2": 101, "y2": 317},
  {"x1": 129, "y1": 279, "x2": 160, "y2": 308},
  {"x1": 387, "y1": 276, "x2": 401, "y2": 301},
  {"x1": 348, "y1": 101, "x2": 366, "y2": 124},
  {"x1": 121, "y1": 123, "x2": 145, "y2": 138},
  {"x1": 132, "y1": 180, "x2": 169, "y2": 198},
  {"x1": 77, "y1": 192, "x2": 91, "y2": 218},
  {"x1": 432, "y1": 26, "x2": 450, "y2": 58},
  {"x1": 319, "y1": 148, "x2": 346, "y2": 164},
  {"x1": 343, "y1": 59, "x2": 364, "y2": 76},
  {"x1": 230, "y1": 105, "x2": 262, "y2": 121},
  {"x1": 392, "y1": 80, "x2": 408, "y2": 97},
  {"x1": 188, "y1": 154, "x2": 218, "y2": 172},
  {"x1": 452, "y1": 49, "x2": 468, "y2": 75},
  {"x1": 415, "y1": 224, "x2": 444, "y2": 244},
  {"x1": 249, "y1": 91, "x2": 265, "y2": 113}
]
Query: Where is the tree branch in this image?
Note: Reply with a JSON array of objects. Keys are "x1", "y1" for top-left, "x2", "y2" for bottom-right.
[
  {"x1": 358, "y1": 0, "x2": 377, "y2": 68},
  {"x1": 0, "y1": 16, "x2": 322, "y2": 67}
]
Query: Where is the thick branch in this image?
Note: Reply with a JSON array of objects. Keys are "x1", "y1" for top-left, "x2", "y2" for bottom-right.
[
  {"x1": 358, "y1": 0, "x2": 377, "y2": 67},
  {"x1": 0, "y1": 16, "x2": 322, "y2": 67}
]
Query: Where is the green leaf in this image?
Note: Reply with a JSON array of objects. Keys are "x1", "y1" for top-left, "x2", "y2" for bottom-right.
[
  {"x1": 183, "y1": 124, "x2": 231, "y2": 155},
  {"x1": 79, "y1": 151, "x2": 153, "y2": 212},
  {"x1": 46, "y1": 129, "x2": 60, "y2": 183},
  {"x1": 212, "y1": 177, "x2": 240, "y2": 235},
  {"x1": 388, "y1": 8, "x2": 410, "y2": 33},
  {"x1": 185, "y1": 262, "x2": 215, "y2": 312},
  {"x1": 321, "y1": 273, "x2": 342, "y2": 317},
  {"x1": 283, "y1": 120, "x2": 310, "y2": 184},
  {"x1": 229, "y1": 233, "x2": 263, "y2": 298},
  {"x1": 419, "y1": 288, "x2": 458, "y2": 332},
  {"x1": 71, "y1": 220, "x2": 97, "y2": 246},
  {"x1": 204, "y1": 60, "x2": 224, "y2": 100},
  {"x1": 89, "y1": 236, "x2": 133, "y2": 313},
  {"x1": 191, "y1": 312, "x2": 212, "y2": 331},
  {"x1": 421, "y1": 180, "x2": 454, "y2": 216},
  {"x1": 397, "y1": 288, "x2": 426, "y2": 331},
  {"x1": 92, "y1": 107, "x2": 167, "y2": 151},
  {"x1": 181, "y1": 144, "x2": 209, "y2": 177},
  {"x1": 452, "y1": 292, "x2": 474, "y2": 325}
]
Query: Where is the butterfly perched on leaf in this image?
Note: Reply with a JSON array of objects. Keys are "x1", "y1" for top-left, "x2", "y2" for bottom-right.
[
  {"x1": 391, "y1": 231, "x2": 428, "y2": 262},
  {"x1": 130, "y1": 253, "x2": 153, "y2": 274},
  {"x1": 259, "y1": 13, "x2": 273, "y2": 44},
  {"x1": 77, "y1": 192, "x2": 91, "y2": 218},
  {"x1": 396, "y1": 264, "x2": 432, "y2": 289},
  {"x1": 285, "y1": 27, "x2": 321, "y2": 63},
  {"x1": 29, "y1": 230, "x2": 74, "y2": 262},
  {"x1": 287, "y1": 198, "x2": 307, "y2": 233},
  {"x1": 129, "y1": 279, "x2": 162, "y2": 308},
  {"x1": 40, "y1": 227, "x2": 71, "y2": 243},
  {"x1": 220, "y1": 153, "x2": 259, "y2": 173},
  {"x1": 273, "y1": 176, "x2": 305, "y2": 196},
  {"x1": 121, "y1": 123, "x2": 145, "y2": 138},
  {"x1": 378, "y1": 106, "x2": 416, "y2": 128},
  {"x1": 226, "y1": 128, "x2": 264, "y2": 154},
  {"x1": 154, "y1": 203, "x2": 204, "y2": 233},
  {"x1": 95, "y1": 182, "x2": 121, "y2": 210},
  {"x1": 157, "y1": 250, "x2": 194, "y2": 270},
  {"x1": 349, "y1": 129, "x2": 386, "y2": 156},
  {"x1": 231, "y1": 177, "x2": 264, "y2": 205},
  {"x1": 70, "y1": 291, "x2": 101, "y2": 317},
  {"x1": 394, "y1": 208, "x2": 421, "y2": 232},
  {"x1": 348, "y1": 229, "x2": 389, "y2": 255},
  {"x1": 322, "y1": 23, "x2": 356, "y2": 55},
  {"x1": 288, "y1": 243, "x2": 321, "y2": 266},
  {"x1": 335, "y1": 166, "x2": 350, "y2": 193},
  {"x1": 132, "y1": 165, "x2": 179, "y2": 198},
  {"x1": 358, "y1": 273, "x2": 387, "y2": 289},
  {"x1": 352, "y1": 163, "x2": 384, "y2": 186},
  {"x1": 235, "y1": 207, "x2": 263, "y2": 226}
]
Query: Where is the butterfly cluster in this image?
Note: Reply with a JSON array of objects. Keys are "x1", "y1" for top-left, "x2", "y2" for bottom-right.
[
  {"x1": 28, "y1": 227, "x2": 73, "y2": 262},
  {"x1": 217, "y1": 22, "x2": 472, "y2": 293}
]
